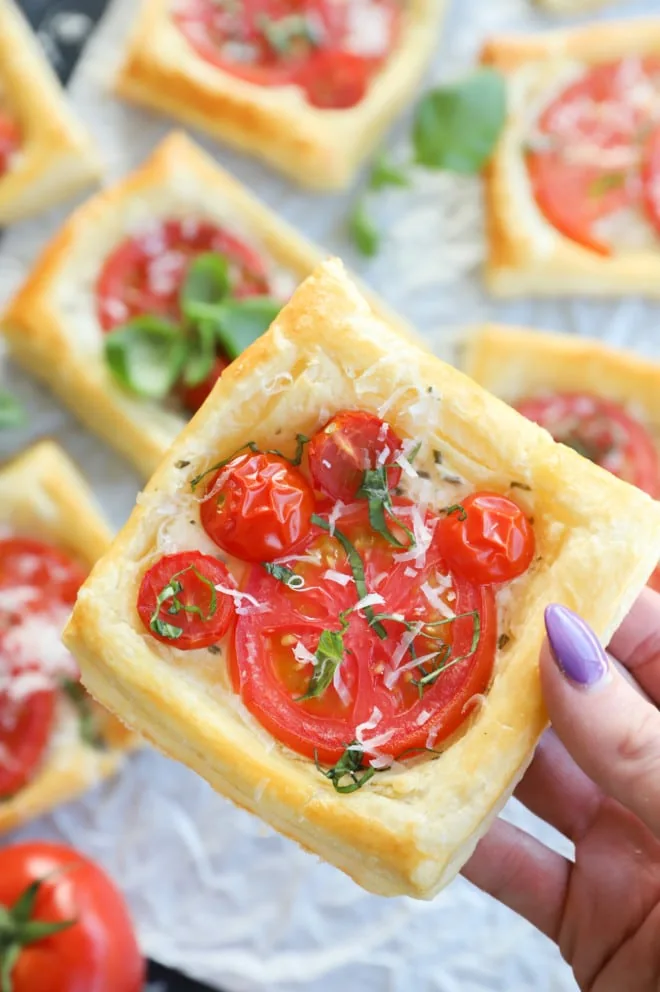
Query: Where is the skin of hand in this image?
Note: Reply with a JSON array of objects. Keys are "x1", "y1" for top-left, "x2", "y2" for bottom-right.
[{"x1": 462, "y1": 588, "x2": 660, "y2": 992}]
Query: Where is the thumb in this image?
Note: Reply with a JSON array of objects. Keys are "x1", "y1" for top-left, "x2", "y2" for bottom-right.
[{"x1": 541, "y1": 604, "x2": 660, "y2": 838}]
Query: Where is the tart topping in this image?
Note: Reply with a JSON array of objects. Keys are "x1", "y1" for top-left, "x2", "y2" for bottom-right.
[
  {"x1": 173, "y1": 0, "x2": 400, "y2": 110},
  {"x1": 138, "y1": 410, "x2": 536, "y2": 788},
  {"x1": 0, "y1": 539, "x2": 88, "y2": 798},
  {"x1": 98, "y1": 220, "x2": 282, "y2": 413},
  {"x1": 526, "y1": 58, "x2": 660, "y2": 254},
  {"x1": 516, "y1": 393, "x2": 660, "y2": 497}
]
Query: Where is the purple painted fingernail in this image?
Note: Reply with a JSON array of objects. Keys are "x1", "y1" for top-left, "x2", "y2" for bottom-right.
[{"x1": 544, "y1": 604, "x2": 610, "y2": 688}]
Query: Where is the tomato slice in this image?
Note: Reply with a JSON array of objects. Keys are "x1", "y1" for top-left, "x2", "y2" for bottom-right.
[
  {"x1": 200, "y1": 451, "x2": 315, "y2": 562},
  {"x1": 232, "y1": 501, "x2": 496, "y2": 765},
  {"x1": 516, "y1": 393, "x2": 660, "y2": 497},
  {"x1": 527, "y1": 57, "x2": 660, "y2": 253},
  {"x1": 177, "y1": 354, "x2": 231, "y2": 414},
  {"x1": 437, "y1": 493, "x2": 535, "y2": 586},
  {"x1": 137, "y1": 551, "x2": 236, "y2": 650},
  {"x1": 0, "y1": 689, "x2": 55, "y2": 799},
  {"x1": 0, "y1": 113, "x2": 20, "y2": 176},
  {"x1": 173, "y1": 0, "x2": 399, "y2": 110},
  {"x1": 0, "y1": 538, "x2": 87, "y2": 606},
  {"x1": 308, "y1": 409, "x2": 403, "y2": 502},
  {"x1": 96, "y1": 219, "x2": 270, "y2": 332}
]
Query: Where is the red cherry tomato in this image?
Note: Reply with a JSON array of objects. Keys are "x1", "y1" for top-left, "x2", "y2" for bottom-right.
[
  {"x1": 200, "y1": 451, "x2": 315, "y2": 562},
  {"x1": 178, "y1": 354, "x2": 231, "y2": 414},
  {"x1": 0, "y1": 689, "x2": 55, "y2": 799},
  {"x1": 174, "y1": 0, "x2": 399, "y2": 109},
  {"x1": 516, "y1": 393, "x2": 660, "y2": 498},
  {"x1": 232, "y1": 501, "x2": 497, "y2": 764},
  {"x1": 0, "y1": 538, "x2": 87, "y2": 605},
  {"x1": 138, "y1": 551, "x2": 236, "y2": 649},
  {"x1": 438, "y1": 493, "x2": 535, "y2": 586},
  {"x1": 96, "y1": 219, "x2": 270, "y2": 332},
  {"x1": 0, "y1": 842, "x2": 144, "y2": 992},
  {"x1": 307, "y1": 409, "x2": 404, "y2": 502},
  {"x1": 526, "y1": 57, "x2": 660, "y2": 254},
  {"x1": 0, "y1": 113, "x2": 20, "y2": 175}
]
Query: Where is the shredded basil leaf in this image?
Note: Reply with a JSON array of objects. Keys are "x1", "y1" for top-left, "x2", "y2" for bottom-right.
[
  {"x1": 357, "y1": 467, "x2": 414, "y2": 548},
  {"x1": 258, "y1": 13, "x2": 319, "y2": 55},
  {"x1": 348, "y1": 200, "x2": 380, "y2": 257},
  {"x1": 443, "y1": 503, "x2": 467, "y2": 521},
  {"x1": 588, "y1": 171, "x2": 626, "y2": 198},
  {"x1": 190, "y1": 434, "x2": 309, "y2": 489},
  {"x1": 104, "y1": 316, "x2": 188, "y2": 399},
  {"x1": 149, "y1": 565, "x2": 217, "y2": 639},
  {"x1": 413, "y1": 68, "x2": 506, "y2": 174},
  {"x1": 369, "y1": 152, "x2": 410, "y2": 191},
  {"x1": 315, "y1": 742, "x2": 376, "y2": 794},
  {"x1": 0, "y1": 392, "x2": 25, "y2": 429},
  {"x1": 312, "y1": 515, "x2": 387, "y2": 639},
  {"x1": 297, "y1": 629, "x2": 346, "y2": 701},
  {"x1": 411, "y1": 610, "x2": 481, "y2": 693},
  {"x1": 263, "y1": 562, "x2": 304, "y2": 589}
]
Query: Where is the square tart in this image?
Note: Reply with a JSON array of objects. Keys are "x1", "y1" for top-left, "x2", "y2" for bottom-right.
[
  {"x1": 114, "y1": 0, "x2": 446, "y2": 190},
  {"x1": 0, "y1": 441, "x2": 137, "y2": 834},
  {"x1": 1, "y1": 131, "x2": 414, "y2": 478},
  {"x1": 0, "y1": 0, "x2": 100, "y2": 225},
  {"x1": 482, "y1": 17, "x2": 660, "y2": 297},
  {"x1": 64, "y1": 259, "x2": 660, "y2": 899}
]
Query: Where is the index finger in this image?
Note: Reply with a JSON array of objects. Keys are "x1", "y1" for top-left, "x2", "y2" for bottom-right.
[{"x1": 608, "y1": 587, "x2": 660, "y2": 703}]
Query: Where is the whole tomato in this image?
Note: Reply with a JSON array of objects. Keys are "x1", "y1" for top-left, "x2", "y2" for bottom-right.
[{"x1": 0, "y1": 842, "x2": 144, "y2": 992}]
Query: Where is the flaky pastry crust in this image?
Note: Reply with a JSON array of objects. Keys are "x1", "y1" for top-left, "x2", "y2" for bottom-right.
[
  {"x1": 64, "y1": 260, "x2": 660, "y2": 898},
  {"x1": 115, "y1": 0, "x2": 446, "y2": 189},
  {"x1": 1, "y1": 132, "x2": 415, "y2": 478},
  {"x1": 482, "y1": 18, "x2": 660, "y2": 297},
  {"x1": 0, "y1": 0, "x2": 100, "y2": 225},
  {"x1": 0, "y1": 441, "x2": 137, "y2": 833}
]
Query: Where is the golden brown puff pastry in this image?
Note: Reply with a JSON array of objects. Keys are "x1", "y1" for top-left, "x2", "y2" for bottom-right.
[
  {"x1": 0, "y1": 0, "x2": 101, "y2": 225},
  {"x1": 534, "y1": 0, "x2": 625, "y2": 11},
  {"x1": 63, "y1": 259, "x2": 660, "y2": 899},
  {"x1": 0, "y1": 441, "x2": 138, "y2": 834},
  {"x1": 482, "y1": 18, "x2": 660, "y2": 297},
  {"x1": 114, "y1": 0, "x2": 446, "y2": 190},
  {"x1": 0, "y1": 132, "x2": 416, "y2": 479}
]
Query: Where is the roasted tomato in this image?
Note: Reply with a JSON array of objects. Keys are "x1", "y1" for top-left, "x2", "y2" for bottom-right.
[
  {"x1": 307, "y1": 409, "x2": 404, "y2": 502},
  {"x1": 200, "y1": 451, "x2": 315, "y2": 562}
]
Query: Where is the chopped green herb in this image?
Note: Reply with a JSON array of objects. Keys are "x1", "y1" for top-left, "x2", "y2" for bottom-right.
[
  {"x1": 175, "y1": 460, "x2": 191, "y2": 469},
  {"x1": 411, "y1": 610, "x2": 481, "y2": 692},
  {"x1": 510, "y1": 481, "x2": 531, "y2": 491},
  {"x1": 588, "y1": 171, "x2": 627, "y2": 198},
  {"x1": 369, "y1": 151, "x2": 410, "y2": 191},
  {"x1": 258, "y1": 13, "x2": 319, "y2": 55},
  {"x1": 348, "y1": 200, "x2": 380, "y2": 257},
  {"x1": 498, "y1": 633, "x2": 511, "y2": 650},
  {"x1": 60, "y1": 679, "x2": 105, "y2": 749},
  {"x1": 297, "y1": 628, "x2": 346, "y2": 701},
  {"x1": 150, "y1": 565, "x2": 217, "y2": 640},
  {"x1": 432, "y1": 449, "x2": 443, "y2": 465},
  {"x1": 357, "y1": 467, "x2": 414, "y2": 548},
  {"x1": 413, "y1": 68, "x2": 506, "y2": 174},
  {"x1": 315, "y1": 742, "x2": 376, "y2": 794},
  {"x1": 207, "y1": 644, "x2": 222, "y2": 656},
  {"x1": 443, "y1": 503, "x2": 467, "y2": 521},
  {"x1": 312, "y1": 515, "x2": 387, "y2": 639},
  {"x1": 263, "y1": 562, "x2": 305, "y2": 589},
  {"x1": 190, "y1": 433, "x2": 309, "y2": 489}
]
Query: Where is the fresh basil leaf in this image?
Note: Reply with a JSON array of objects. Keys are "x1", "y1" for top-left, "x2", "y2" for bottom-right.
[
  {"x1": 348, "y1": 200, "x2": 380, "y2": 257},
  {"x1": 413, "y1": 68, "x2": 506, "y2": 174},
  {"x1": 297, "y1": 629, "x2": 345, "y2": 701},
  {"x1": 315, "y1": 741, "x2": 377, "y2": 794},
  {"x1": 357, "y1": 467, "x2": 414, "y2": 548},
  {"x1": 369, "y1": 152, "x2": 410, "y2": 191},
  {"x1": 185, "y1": 297, "x2": 281, "y2": 360},
  {"x1": 0, "y1": 392, "x2": 24, "y2": 429},
  {"x1": 182, "y1": 321, "x2": 216, "y2": 387},
  {"x1": 104, "y1": 316, "x2": 187, "y2": 399},
  {"x1": 151, "y1": 617, "x2": 184, "y2": 640},
  {"x1": 259, "y1": 13, "x2": 319, "y2": 54},
  {"x1": 180, "y1": 252, "x2": 229, "y2": 315},
  {"x1": 263, "y1": 562, "x2": 304, "y2": 589}
]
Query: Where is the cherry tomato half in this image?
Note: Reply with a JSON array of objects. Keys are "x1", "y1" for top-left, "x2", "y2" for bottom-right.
[
  {"x1": 307, "y1": 409, "x2": 404, "y2": 502},
  {"x1": 0, "y1": 842, "x2": 144, "y2": 992},
  {"x1": 0, "y1": 689, "x2": 55, "y2": 799},
  {"x1": 138, "y1": 551, "x2": 236, "y2": 649},
  {"x1": 200, "y1": 451, "x2": 314, "y2": 562},
  {"x1": 438, "y1": 493, "x2": 535, "y2": 586},
  {"x1": 0, "y1": 538, "x2": 87, "y2": 605}
]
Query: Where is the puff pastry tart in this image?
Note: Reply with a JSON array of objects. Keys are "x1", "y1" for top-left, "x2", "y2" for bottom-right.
[
  {"x1": 0, "y1": 441, "x2": 137, "y2": 834},
  {"x1": 1, "y1": 133, "x2": 410, "y2": 477},
  {"x1": 0, "y1": 0, "x2": 100, "y2": 225},
  {"x1": 482, "y1": 18, "x2": 660, "y2": 296},
  {"x1": 464, "y1": 323, "x2": 660, "y2": 589},
  {"x1": 534, "y1": 0, "x2": 623, "y2": 11},
  {"x1": 63, "y1": 259, "x2": 660, "y2": 899},
  {"x1": 115, "y1": 0, "x2": 445, "y2": 189}
]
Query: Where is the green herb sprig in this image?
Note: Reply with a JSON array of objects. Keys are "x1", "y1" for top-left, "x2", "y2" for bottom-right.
[
  {"x1": 150, "y1": 565, "x2": 218, "y2": 640},
  {"x1": 314, "y1": 742, "x2": 376, "y2": 794},
  {"x1": 297, "y1": 625, "x2": 348, "y2": 701}
]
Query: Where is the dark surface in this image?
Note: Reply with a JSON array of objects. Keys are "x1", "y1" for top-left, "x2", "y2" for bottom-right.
[{"x1": 15, "y1": 1, "x2": 223, "y2": 989}]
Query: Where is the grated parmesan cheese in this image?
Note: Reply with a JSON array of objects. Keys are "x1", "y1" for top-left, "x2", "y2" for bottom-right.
[{"x1": 323, "y1": 570, "x2": 352, "y2": 587}]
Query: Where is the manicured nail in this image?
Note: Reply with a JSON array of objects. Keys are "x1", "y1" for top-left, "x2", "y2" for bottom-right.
[{"x1": 544, "y1": 604, "x2": 610, "y2": 688}]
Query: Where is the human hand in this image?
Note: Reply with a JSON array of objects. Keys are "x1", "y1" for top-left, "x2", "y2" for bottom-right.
[{"x1": 463, "y1": 590, "x2": 660, "y2": 992}]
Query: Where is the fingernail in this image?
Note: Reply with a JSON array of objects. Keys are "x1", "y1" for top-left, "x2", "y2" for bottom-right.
[{"x1": 544, "y1": 604, "x2": 610, "y2": 689}]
